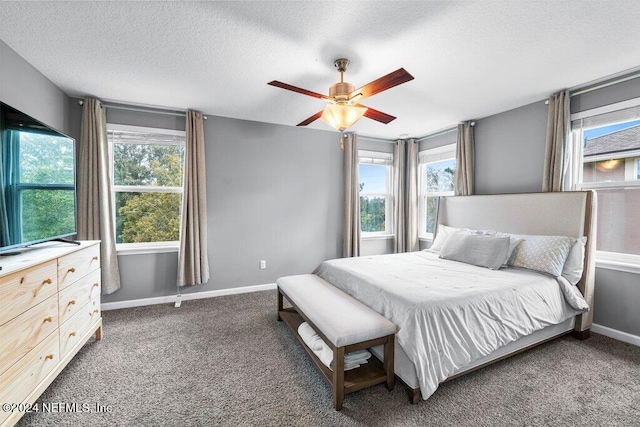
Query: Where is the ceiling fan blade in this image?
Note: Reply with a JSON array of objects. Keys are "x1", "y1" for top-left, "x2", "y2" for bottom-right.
[
  {"x1": 357, "y1": 104, "x2": 396, "y2": 124},
  {"x1": 268, "y1": 81, "x2": 326, "y2": 99},
  {"x1": 297, "y1": 111, "x2": 323, "y2": 126},
  {"x1": 349, "y1": 68, "x2": 414, "y2": 100}
]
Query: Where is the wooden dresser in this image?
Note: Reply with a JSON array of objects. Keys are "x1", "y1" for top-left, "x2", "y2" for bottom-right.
[{"x1": 0, "y1": 241, "x2": 102, "y2": 427}]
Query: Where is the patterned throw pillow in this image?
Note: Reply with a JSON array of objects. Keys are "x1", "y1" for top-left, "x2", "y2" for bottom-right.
[{"x1": 507, "y1": 234, "x2": 574, "y2": 277}]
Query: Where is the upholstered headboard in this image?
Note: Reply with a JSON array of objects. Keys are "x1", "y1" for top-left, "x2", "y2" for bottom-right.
[{"x1": 436, "y1": 191, "x2": 596, "y2": 333}]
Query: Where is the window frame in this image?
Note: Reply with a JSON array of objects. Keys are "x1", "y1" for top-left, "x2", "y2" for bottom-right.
[
  {"x1": 418, "y1": 143, "x2": 457, "y2": 241},
  {"x1": 106, "y1": 124, "x2": 186, "y2": 254},
  {"x1": 358, "y1": 150, "x2": 393, "y2": 238},
  {"x1": 9, "y1": 133, "x2": 76, "y2": 243},
  {"x1": 569, "y1": 97, "x2": 640, "y2": 272}
]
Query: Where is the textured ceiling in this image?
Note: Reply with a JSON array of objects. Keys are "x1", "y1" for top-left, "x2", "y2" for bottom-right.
[{"x1": 1, "y1": 1, "x2": 640, "y2": 139}]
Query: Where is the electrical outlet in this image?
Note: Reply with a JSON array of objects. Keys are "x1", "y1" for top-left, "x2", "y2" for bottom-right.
[{"x1": 259, "y1": 260, "x2": 266, "y2": 269}]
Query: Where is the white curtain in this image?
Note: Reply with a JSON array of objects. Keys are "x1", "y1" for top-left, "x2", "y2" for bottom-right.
[
  {"x1": 455, "y1": 122, "x2": 475, "y2": 196},
  {"x1": 543, "y1": 90, "x2": 570, "y2": 192},
  {"x1": 394, "y1": 139, "x2": 419, "y2": 252},
  {"x1": 177, "y1": 111, "x2": 210, "y2": 286},
  {"x1": 77, "y1": 98, "x2": 121, "y2": 294},
  {"x1": 343, "y1": 132, "x2": 360, "y2": 257}
]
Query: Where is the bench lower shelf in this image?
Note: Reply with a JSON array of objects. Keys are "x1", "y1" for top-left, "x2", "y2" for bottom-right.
[{"x1": 279, "y1": 307, "x2": 390, "y2": 396}]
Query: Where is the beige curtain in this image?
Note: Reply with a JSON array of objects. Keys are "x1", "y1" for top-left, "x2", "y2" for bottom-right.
[
  {"x1": 394, "y1": 139, "x2": 419, "y2": 252},
  {"x1": 177, "y1": 111, "x2": 210, "y2": 286},
  {"x1": 343, "y1": 132, "x2": 360, "y2": 257},
  {"x1": 77, "y1": 98, "x2": 121, "y2": 294},
  {"x1": 543, "y1": 90, "x2": 570, "y2": 192},
  {"x1": 406, "y1": 139, "x2": 419, "y2": 251},
  {"x1": 455, "y1": 122, "x2": 475, "y2": 196},
  {"x1": 393, "y1": 140, "x2": 406, "y2": 253}
]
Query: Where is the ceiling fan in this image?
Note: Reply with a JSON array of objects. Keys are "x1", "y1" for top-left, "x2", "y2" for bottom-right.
[{"x1": 268, "y1": 58, "x2": 414, "y2": 131}]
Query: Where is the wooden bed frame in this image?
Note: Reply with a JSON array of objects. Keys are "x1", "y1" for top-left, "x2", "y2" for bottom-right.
[{"x1": 387, "y1": 191, "x2": 596, "y2": 403}]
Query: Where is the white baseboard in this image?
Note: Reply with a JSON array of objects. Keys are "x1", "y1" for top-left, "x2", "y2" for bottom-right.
[
  {"x1": 101, "y1": 283, "x2": 277, "y2": 311},
  {"x1": 591, "y1": 323, "x2": 640, "y2": 347}
]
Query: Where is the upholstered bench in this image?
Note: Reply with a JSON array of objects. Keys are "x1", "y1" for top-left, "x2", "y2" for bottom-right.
[{"x1": 277, "y1": 274, "x2": 396, "y2": 410}]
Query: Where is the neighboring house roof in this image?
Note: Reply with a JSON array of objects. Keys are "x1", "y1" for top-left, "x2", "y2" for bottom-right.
[{"x1": 584, "y1": 124, "x2": 640, "y2": 157}]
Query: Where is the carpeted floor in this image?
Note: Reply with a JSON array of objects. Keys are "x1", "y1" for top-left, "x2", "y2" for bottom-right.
[{"x1": 18, "y1": 290, "x2": 640, "y2": 427}]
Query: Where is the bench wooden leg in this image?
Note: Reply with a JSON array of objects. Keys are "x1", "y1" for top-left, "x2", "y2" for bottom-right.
[
  {"x1": 333, "y1": 346, "x2": 345, "y2": 410},
  {"x1": 277, "y1": 288, "x2": 283, "y2": 321},
  {"x1": 384, "y1": 335, "x2": 395, "y2": 391}
]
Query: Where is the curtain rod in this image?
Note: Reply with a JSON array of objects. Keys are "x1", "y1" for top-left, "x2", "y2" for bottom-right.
[
  {"x1": 416, "y1": 121, "x2": 475, "y2": 142},
  {"x1": 77, "y1": 100, "x2": 208, "y2": 119},
  {"x1": 570, "y1": 71, "x2": 640, "y2": 97},
  {"x1": 356, "y1": 134, "x2": 397, "y2": 144}
]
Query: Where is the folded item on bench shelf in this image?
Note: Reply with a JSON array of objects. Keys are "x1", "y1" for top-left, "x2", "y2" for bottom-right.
[
  {"x1": 298, "y1": 321, "x2": 324, "y2": 351},
  {"x1": 298, "y1": 322, "x2": 372, "y2": 371}
]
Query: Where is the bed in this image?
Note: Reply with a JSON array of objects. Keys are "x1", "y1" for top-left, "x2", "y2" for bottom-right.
[{"x1": 315, "y1": 191, "x2": 596, "y2": 402}]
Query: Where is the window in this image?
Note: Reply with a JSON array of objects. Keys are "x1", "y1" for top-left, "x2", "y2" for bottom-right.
[
  {"x1": 569, "y1": 99, "x2": 640, "y2": 262},
  {"x1": 358, "y1": 151, "x2": 393, "y2": 236},
  {"x1": 5, "y1": 130, "x2": 75, "y2": 243},
  {"x1": 107, "y1": 124, "x2": 185, "y2": 249},
  {"x1": 418, "y1": 144, "x2": 456, "y2": 238}
]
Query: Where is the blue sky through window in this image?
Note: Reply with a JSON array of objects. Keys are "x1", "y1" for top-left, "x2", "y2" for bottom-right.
[
  {"x1": 583, "y1": 120, "x2": 640, "y2": 141},
  {"x1": 359, "y1": 164, "x2": 386, "y2": 193}
]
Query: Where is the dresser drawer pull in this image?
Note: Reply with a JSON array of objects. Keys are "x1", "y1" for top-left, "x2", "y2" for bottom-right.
[
  {"x1": 68, "y1": 267, "x2": 76, "y2": 273},
  {"x1": 32, "y1": 278, "x2": 54, "y2": 297},
  {"x1": 92, "y1": 256, "x2": 99, "y2": 261},
  {"x1": 92, "y1": 283, "x2": 100, "y2": 288},
  {"x1": 92, "y1": 309, "x2": 99, "y2": 314},
  {"x1": 68, "y1": 299, "x2": 76, "y2": 305},
  {"x1": 45, "y1": 354, "x2": 54, "y2": 360},
  {"x1": 43, "y1": 316, "x2": 53, "y2": 323},
  {"x1": 69, "y1": 332, "x2": 77, "y2": 337}
]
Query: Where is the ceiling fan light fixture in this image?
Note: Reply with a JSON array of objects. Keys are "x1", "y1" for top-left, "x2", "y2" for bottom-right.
[{"x1": 320, "y1": 104, "x2": 367, "y2": 131}]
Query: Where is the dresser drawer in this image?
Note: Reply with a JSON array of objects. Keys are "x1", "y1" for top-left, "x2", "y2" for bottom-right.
[
  {"x1": 0, "y1": 332, "x2": 59, "y2": 425},
  {"x1": 58, "y1": 268, "x2": 101, "y2": 325},
  {"x1": 0, "y1": 295, "x2": 58, "y2": 375},
  {"x1": 59, "y1": 304, "x2": 101, "y2": 358},
  {"x1": 0, "y1": 260, "x2": 57, "y2": 326},
  {"x1": 58, "y1": 244, "x2": 100, "y2": 290}
]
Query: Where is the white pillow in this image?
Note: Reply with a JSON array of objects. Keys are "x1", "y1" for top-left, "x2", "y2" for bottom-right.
[
  {"x1": 429, "y1": 225, "x2": 463, "y2": 252},
  {"x1": 507, "y1": 234, "x2": 574, "y2": 277},
  {"x1": 439, "y1": 232, "x2": 511, "y2": 270},
  {"x1": 562, "y1": 237, "x2": 587, "y2": 285},
  {"x1": 557, "y1": 276, "x2": 590, "y2": 312}
]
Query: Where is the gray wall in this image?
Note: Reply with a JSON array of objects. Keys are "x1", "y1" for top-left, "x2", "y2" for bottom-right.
[
  {"x1": 0, "y1": 41, "x2": 69, "y2": 135},
  {"x1": 419, "y1": 129, "x2": 457, "y2": 152},
  {"x1": 593, "y1": 269, "x2": 640, "y2": 335},
  {"x1": 85, "y1": 103, "x2": 345, "y2": 303},
  {"x1": 473, "y1": 77, "x2": 640, "y2": 337},
  {"x1": 474, "y1": 100, "x2": 548, "y2": 195}
]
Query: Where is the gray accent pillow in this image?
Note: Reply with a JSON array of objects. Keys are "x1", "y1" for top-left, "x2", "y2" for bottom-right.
[
  {"x1": 439, "y1": 232, "x2": 511, "y2": 270},
  {"x1": 507, "y1": 234, "x2": 574, "y2": 277}
]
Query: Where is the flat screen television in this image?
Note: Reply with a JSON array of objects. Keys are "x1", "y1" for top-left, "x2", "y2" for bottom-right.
[{"x1": 0, "y1": 102, "x2": 77, "y2": 255}]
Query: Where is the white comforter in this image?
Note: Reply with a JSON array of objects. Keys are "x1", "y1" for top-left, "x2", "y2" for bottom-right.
[{"x1": 315, "y1": 251, "x2": 586, "y2": 399}]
